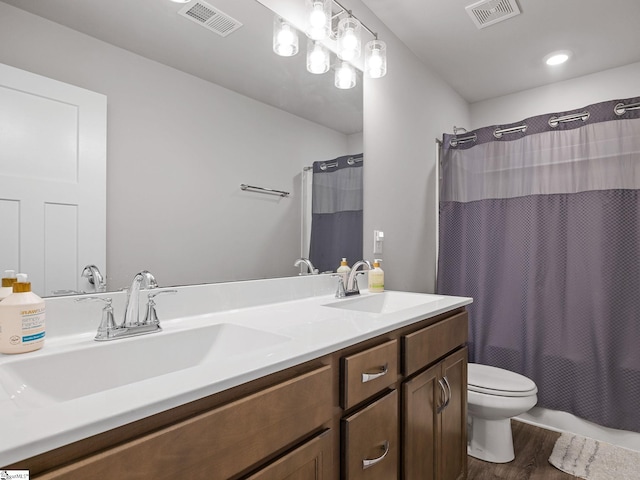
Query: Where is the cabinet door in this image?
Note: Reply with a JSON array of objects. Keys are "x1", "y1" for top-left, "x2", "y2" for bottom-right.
[
  {"x1": 342, "y1": 390, "x2": 398, "y2": 480},
  {"x1": 402, "y1": 364, "x2": 439, "y2": 480},
  {"x1": 245, "y1": 430, "x2": 332, "y2": 480},
  {"x1": 439, "y1": 347, "x2": 467, "y2": 480}
]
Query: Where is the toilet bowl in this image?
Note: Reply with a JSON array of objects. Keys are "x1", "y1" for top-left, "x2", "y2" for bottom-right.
[{"x1": 467, "y1": 363, "x2": 538, "y2": 463}]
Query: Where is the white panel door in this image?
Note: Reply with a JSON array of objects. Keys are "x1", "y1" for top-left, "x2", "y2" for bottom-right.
[{"x1": 0, "y1": 63, "x2": 106, "y2": 296}]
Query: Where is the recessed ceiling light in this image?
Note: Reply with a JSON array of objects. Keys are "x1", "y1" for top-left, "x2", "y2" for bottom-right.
[
  {"x1": 544, "y1": 50, "x2": 572, "y2": 66},
  {"x1": 170, "y1": 0, "x2": 191, "y2": 3}
]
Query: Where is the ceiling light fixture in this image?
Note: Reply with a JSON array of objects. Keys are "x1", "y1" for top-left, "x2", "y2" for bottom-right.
[
  {"x1": 272, "y1": 0, "x2": 387, "y2": 90},
  {"x1": 306, "y1": 0, "x2": 331, "y2": 41},
  {"x1": 364, "y1": 39, "x2": 387, "y2": 79},
  {"x1": 337, "y1": 17, "x2": 362, "y2": 61},
  {"x1": 335, "y1": 61, "x2": 356, "y2": 89},
  {"x1": 307, "y1": 39, "x2": 330, "y2": 74},
  {"x1": 169, "y1": 0, "x2": 191, "y2": 3},
  {"x1": 544, "y1": 50, "x2": 572, "y2": 66},
  {"x1": 273, "y1": 17, "x2": 299, "y2": 57}
]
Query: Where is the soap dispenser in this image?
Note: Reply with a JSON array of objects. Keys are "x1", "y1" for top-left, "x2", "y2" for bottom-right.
[
  {"x1": 0, "y1": 270, "x2": 17, "y2": 301},
  {"x1": 0, "y1": 273, "x2": 46, "y2": 354},
  {"x1": 337, "y1": 258, "x2": 351, "y2": 286},
  {"x1": 368, "y1": 259, "x2": 384, "y2": 293}
]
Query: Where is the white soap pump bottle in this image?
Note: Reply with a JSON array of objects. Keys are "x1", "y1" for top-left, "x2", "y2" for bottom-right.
[
  {"x1": 0, "y1": 273, "x2": 46, "y2": 354},
  {"x1": 0, "y1": 270, "x2": 17, "y2": 301},
  {"x1": 337, "y1": 258, "x2": 351, "y2": 287}
]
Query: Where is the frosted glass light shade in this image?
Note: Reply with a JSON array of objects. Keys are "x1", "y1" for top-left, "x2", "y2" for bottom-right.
[
  {"x1": 307, "y1": 39, "x2": 330, "y2": 74},
  {"x1": 306, "y1": 0, "x2": 331, "y2": 40},
  {"x1": 337, "y1": 17, "x2": 361, "y2": 61},
  {"x1": 365, "y1": 39, "x2": 387, "y2": 78},
  {"x1": 273, "y1": 17, "x2": 299, "y2": 57},
  {"x1": 335, "y1": 61, "x2": 356, "y2": 89}
]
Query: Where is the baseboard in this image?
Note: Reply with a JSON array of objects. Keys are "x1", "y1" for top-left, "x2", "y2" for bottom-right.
[{"x1": 516, "y1": 406, "x2": 640, "y2": 452}]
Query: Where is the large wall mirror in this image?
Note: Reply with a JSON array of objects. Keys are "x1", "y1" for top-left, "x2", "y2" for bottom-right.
[{"x1": 0, "y1": 0, "x2": 363, "y2": 296}]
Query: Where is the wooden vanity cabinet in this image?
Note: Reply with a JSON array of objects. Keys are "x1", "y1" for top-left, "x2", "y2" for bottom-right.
[
  {"x1": 245, "y1": 430, "x2": 333, "y2": 480},
  {"x1": 342, "y1": 390, "x2": 398, "y2": 480},
  {"x1": 340, "y1": 339, "x2": 399, "y2": 479},
  {"x1": 36, "y1": 366, "x2": 334, "y2": 480},
  {"x1": 11, "y1": 307, "x2": 468, "y2": 480},
  {"x1": 401, "y1": 312, "x2": 468, "y2": 480}
]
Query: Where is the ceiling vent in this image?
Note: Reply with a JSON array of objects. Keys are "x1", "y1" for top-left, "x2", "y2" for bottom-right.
[
  {"x1": 465, "y1": 0, "x2": 521, "y2": 29},
  {"x1": 178, "y1": 1, "x2": 243, "y2": 37}
]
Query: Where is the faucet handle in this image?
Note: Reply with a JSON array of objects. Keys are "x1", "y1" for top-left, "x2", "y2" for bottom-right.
[
  {"x1": 143, "y1": 289, "x2": 177, "y2": 325},
  {"x1": 76, "y1": 296, "x2": 117, "y2": 340},
  {"x1": 331, "y1": 274, "x2": 347, "y2": 298}
]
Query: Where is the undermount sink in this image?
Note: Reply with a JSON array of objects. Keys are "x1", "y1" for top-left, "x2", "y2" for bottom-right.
[
  {"x1": 323, "y1": 291, "x2": 444, "y2": 314},
  {"x1": 0, "y1": 323, "x2": 289, "y2": 409}
]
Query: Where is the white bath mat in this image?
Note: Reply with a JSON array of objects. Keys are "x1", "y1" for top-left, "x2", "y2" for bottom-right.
[{"x1": 549, "y1": 432, "x2": 640, "y2": 480}]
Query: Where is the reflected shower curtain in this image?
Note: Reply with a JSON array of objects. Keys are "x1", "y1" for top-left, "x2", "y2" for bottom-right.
[
  {"x1": 437, "y1": 97, "x2": 640, "y2": 432},
  {"x1": 309, "y1": 154, "x2": 363, "y2": 273}
]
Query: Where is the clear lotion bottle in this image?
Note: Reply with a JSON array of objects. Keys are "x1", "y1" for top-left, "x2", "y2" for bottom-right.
[
  {"x1": 0, "y1": 273, "x2": 46, "y2": 354},
  {"x1": 368, "y1": 259, "x2": 384, "y2": 293}
]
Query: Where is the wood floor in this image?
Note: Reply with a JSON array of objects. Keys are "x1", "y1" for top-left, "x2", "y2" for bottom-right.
[{"x1": 467, "y1": 420, "x2": 579, "y2": 480}]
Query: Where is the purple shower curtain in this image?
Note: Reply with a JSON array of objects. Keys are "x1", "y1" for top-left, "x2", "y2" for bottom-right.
[{"x1": 437, "y1": 97, "x2": 640, "y2": 432}]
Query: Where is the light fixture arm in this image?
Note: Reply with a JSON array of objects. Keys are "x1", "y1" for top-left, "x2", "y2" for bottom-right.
[{"x1": 330, "y1": 0, "x2": 377, "y2": 40}]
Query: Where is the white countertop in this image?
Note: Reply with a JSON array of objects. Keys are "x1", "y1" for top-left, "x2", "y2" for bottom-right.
[{"x1": 0, "y1": 277, "x2": 471, "y2": 467}]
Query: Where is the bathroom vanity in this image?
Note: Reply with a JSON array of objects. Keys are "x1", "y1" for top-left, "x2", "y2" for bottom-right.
[{"x1": 0, "y1": 276, "x2": 471, "y2": 479}]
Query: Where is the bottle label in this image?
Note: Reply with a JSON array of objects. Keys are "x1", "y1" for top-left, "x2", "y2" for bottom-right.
[{"x1": 21, "y1": 307, "x2": 45, "y2": 344}]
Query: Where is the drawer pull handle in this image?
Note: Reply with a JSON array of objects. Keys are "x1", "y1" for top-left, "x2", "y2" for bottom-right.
[
  {"x1": 362, "y1": 440, "x2": 390, "y2": 470},
  {"x1": 361, "y1": 363, "x2": 389, "y2": 383}
]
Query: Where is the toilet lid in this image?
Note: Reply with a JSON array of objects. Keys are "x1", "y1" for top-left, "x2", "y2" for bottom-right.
[{"x1": 468, "y1": 363, "x2": 537, "y2": 397}]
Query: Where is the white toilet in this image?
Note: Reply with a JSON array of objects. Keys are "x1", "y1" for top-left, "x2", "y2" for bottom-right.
[{"x1": 467, "y1": 363, "x2": 538, "y2": 463}]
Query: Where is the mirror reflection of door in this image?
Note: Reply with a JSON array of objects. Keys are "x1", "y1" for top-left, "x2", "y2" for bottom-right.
[{"x1": 0, "y1": 63, "x2": 106, "y2": 296}]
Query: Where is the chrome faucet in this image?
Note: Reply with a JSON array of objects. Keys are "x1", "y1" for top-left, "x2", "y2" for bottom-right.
[
  {"x1": 123, "y1": 270, "x2": 158, "y2": 327},
  {"x1": 77, "y1": 271, "x2": 176, "y2": 341},
  {"x1": 81, "y1": 264, "x2": 106, "y2": 293},
  {"x1": 335, "y1": 260, "x2": 371, "y2": 297},
  {"x1": 294, "y1": 257, "x2": 319, "y2": 275}
]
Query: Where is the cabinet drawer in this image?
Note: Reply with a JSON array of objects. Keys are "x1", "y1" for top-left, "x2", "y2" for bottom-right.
[
  {"x1": 342, "y1": 389, "x2": 398, "y2": 480},
  {"x1": 244, "y1": 429, "x2": 332, "y2": 480},
  {"x1": 39, "y1": 366, "x2": 332, "y2": 480},
  {"x1": 403, "y1": 311, "x2": 468, "y2": 377},
  {"x1": 342, "y1": 339, "x2": 398, "y2": 409}
]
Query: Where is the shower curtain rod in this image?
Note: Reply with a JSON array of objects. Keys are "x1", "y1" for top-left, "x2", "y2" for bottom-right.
[
  {"x1": 615, "y1": 101, "x2": 640, "y2": 115},
  {"x1": 304, "y1": 154, "x2": 364, "y2": 172},
  {"x1": 449, "y1": 99, "x2": 640, "y2": 148}
]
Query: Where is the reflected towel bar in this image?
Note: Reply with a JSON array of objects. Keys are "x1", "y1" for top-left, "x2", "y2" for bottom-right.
[{"x1": 240, "y1": 184, "x2": 289, "y2": 197}]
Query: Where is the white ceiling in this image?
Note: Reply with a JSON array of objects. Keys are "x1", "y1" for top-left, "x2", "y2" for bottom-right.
[
  {"x1": 361, "y1": 0, "x2": 640, "y2": 103},
  {"x1": 1, "y1": 0, "x2": 363, "y2": 135},
  {"x1": 3, "y1": 0, "x2": 640, "y2": 133}
]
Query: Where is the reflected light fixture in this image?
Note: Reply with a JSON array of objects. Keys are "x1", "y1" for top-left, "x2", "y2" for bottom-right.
[
  {"x1": 364, "y1": 39, "x2": 387, "y2": 78},
  {"x1": 307, "y1": 39, "x2": 330, "y2": 74},
  {"x1": 272, "y1": 0, "x2": 387, "y2": 89},
  {"x1": 306, "y1": 0, "x2": 331, "y2": 41},
  {"x1": 273, "y1": 17, "x2": 299, "y2": 57},
  {"x1": 337, "y1": 17, "x2": 362, "y2": 61},
  {"x1": 544, "y1": 50, "x2": 572, "y2": 66},
  {"x1": 335, "y1": 61, "x2": 356, "y2": 89}
]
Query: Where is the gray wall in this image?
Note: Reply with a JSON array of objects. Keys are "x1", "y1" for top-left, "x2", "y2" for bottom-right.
[
  {"x1": 0, "y1": 2, "x2": 351, "y2": 290},
  {"x1": 470, "y1": 62, "x2": 640, "y2": 129},
  {"x1": 355, "y1": 2, "x2": 471, "y2": 293}
]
